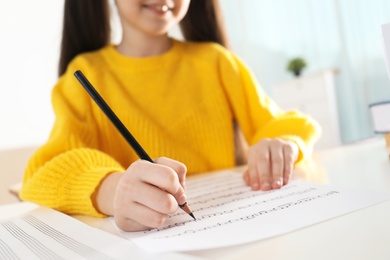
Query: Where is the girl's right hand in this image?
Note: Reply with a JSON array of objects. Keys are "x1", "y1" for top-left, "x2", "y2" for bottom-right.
[{"x1": 112, "y1": 157, "x2": 188, "y2": 231}]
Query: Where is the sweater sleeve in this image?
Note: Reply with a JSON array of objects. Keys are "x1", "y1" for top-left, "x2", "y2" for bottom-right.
[
  {"x1": 20, "y1": 63, "x2": 125, "y2": 217},
  {"x1": 218, "y1": 52, "x2": 321, "y2": 164}
]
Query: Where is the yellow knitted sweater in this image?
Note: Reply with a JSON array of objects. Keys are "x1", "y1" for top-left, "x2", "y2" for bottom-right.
[{"x1": 20, "y1": 39, "x2": 320, "y2": 217}]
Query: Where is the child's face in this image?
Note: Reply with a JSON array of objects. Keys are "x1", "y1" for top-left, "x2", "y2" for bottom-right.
[{"x1": 116, "y1": 0, "x2": 191, "y2": 36}]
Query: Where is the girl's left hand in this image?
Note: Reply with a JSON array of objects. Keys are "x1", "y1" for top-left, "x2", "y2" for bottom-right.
[{"x1": 243, "y1": 138, "x2": 299, "y2": 191}]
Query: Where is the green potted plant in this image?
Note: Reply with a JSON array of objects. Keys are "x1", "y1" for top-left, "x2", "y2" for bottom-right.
[{"x1": 287, "y1": 57, "x2": 307, "y2": 77}]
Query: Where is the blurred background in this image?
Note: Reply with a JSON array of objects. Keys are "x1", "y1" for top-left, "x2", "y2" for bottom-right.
[{"x1": 1, "y1": 0, "x2": 390, "y2": 151}]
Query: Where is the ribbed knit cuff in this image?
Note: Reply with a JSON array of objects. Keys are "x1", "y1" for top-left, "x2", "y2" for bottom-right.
[{"x1": 20, "y1": 148, "x2": 124, "y2": 217}]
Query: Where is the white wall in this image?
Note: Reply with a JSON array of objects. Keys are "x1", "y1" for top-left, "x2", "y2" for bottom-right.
[{"x1": 0, "y1": 1, "x2": 64, "y2": 150}]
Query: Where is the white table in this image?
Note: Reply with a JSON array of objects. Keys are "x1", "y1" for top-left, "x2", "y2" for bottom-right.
[
  {"x1": 0, "y1": 146, "x2": 36, "y2": 204},
  {"x1": 2, "y1": 137, "x2": 390, "y2": 259}
]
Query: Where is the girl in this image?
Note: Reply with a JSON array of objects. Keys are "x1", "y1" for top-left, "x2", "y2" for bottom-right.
[{"x1": 21, "y1": 0, "x2": 320, "y2": 231}]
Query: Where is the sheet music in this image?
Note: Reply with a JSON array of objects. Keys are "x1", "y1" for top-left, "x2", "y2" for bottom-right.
[
  {"x1": 116, "y1": 170, "x2": 390, "y2": 253},
  {"x1": 0, "y1": 204, "x2": 147, "y2": 260}
]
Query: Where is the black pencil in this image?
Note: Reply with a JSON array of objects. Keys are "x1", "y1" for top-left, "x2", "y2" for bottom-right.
[{"x1": 74, "y1": 70, "x2": 195, "y2": 220}]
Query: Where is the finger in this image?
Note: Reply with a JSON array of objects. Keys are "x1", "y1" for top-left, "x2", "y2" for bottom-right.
[
  {"x1": 150, "y1": 161, "x2": 187, "y2": 206},
  {"x1": 128, "y1": 181, "x2": 178, "y2": 214},
  {"x1": 115, "y1": 202, "x2": 167, "y2": 231},
  {"x1": 131, "y1": 160, "x2": 181, "y2": 196},
  {"x1": 242, "y1": 169, "x2": 250, "y2": 186},
  {"x1": 248, "y1": 139, "x2": 271, "y2": 190},
  {"x1": 270, "y1": 142, "x2": 284, "y2": 189},
  {"x1": 247, "y1": 151, "x2": 260, "y2": 190},
  {"x1": 130, "y1": 160, "x2": 188, "y2": 207},
  {"x1": 283, "y1": 145, "x2": 295, "y2": 185},
  {"x1": 256, "y1": 141, "x2": 272, "y2": 191},
  {"x1": 154, "y1": 157, "x2": 187, "y2": 190}
]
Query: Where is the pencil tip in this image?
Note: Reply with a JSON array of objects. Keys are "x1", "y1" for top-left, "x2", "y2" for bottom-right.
[{"x1": 190, "y1": 213, "x2": 196, "y2": 220}]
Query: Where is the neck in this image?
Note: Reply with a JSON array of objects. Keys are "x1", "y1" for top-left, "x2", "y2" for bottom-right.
[{"x1": 116, "y1": 30, "x2": 172, "y2": 57}]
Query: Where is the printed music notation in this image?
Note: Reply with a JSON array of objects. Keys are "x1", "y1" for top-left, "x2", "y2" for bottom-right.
[
  {"x1": 116, "y1": 169, "x2": 390, "y2": 253},
  {"x1": 145, "y1": 190, "x2": 339, "y2": 238}
]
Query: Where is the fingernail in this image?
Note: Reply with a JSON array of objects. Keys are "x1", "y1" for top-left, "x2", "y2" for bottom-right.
[
  {"x1": 261, "y1": 181, "x2": 270, "y2": 190},
  {"x1": 252, "y1": 182, "x2": 259, "y2": 190},
  {"x1": 273, "y1": 180, "x2": 282, "y2": 188},
  {"x1": 178, "y1": 194, "x2": 187, "y2": 205}
]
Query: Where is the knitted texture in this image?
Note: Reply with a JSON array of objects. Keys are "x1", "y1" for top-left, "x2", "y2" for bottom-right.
[{"x1": 21, "y1": 39, "x2": 321, "y2": 216}]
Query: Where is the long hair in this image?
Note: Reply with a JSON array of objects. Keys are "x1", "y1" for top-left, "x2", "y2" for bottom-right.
[
  {"x1": 58, "y1": 0, "x2": 110, "y2": 76},
  {"x1": 58, "y1": 0, "x2": 229, "y2": 76},
  {"x1": 180, "y1": 0, "x2": 229, "y2": 49}
]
